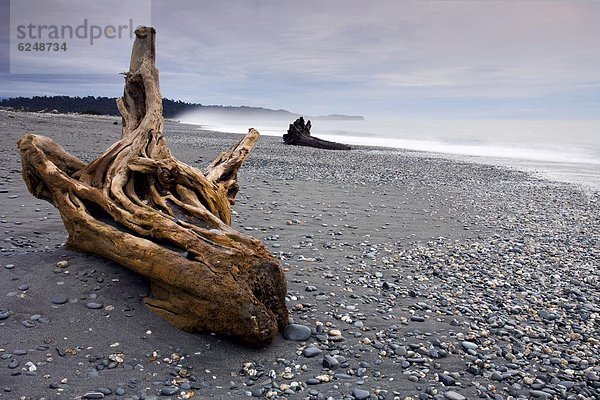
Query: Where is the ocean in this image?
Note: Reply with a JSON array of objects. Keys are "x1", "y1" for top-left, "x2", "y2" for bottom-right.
[{"x1": 178, "y1": 113, "x2": 600, "y2": 192}]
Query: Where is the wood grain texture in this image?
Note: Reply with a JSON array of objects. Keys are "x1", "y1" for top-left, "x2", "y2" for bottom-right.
[{"x1": 17, "y1": 26, "x2": 288, "y2": 347}]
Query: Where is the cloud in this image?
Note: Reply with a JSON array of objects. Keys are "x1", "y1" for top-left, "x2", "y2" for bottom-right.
[{"x1": 2, "y1": 0, "x2": 600, "y2": 118}]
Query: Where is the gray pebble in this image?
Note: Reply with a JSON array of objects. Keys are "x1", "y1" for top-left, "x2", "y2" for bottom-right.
[
  {"x1": 352, "y1": 388, "x2": 370, "y2": 400},
  {"x1": 83, "y1": 393, "x2": 105, "y2": 399},
  {"x1": 52, "y1": 296, "x2": 69, "y2": 305},
  {"x1": 585, "y1": 371, "x2": 598, "y2": 381},
  {"x1": 21, "y1": 320, "x2": 35, "y2": 328},
  {"x1": 491, "y1": 371, "x2": 504, "y2": 381},
  {"x1": 323, "y1": 355, "x2": 339, "y2": 369},
  {"x1": 283, "y1": 324, "x2": 311, "y2": 341},
  {"x1": 160, "y1": 386, "x2": 179, "y2": 396},
  {"x1": 461, "y1": 341, "x2": 478, "y2": 350},
  {"x1": 444, "y1": 391, "x2": 466, "y2": 400},
  {"x1": 529, "y1": 390, "x2": 551, "y2": 399},
  {"x1": 303, "y1": 346, "x2": 322, "y2": 358},
  {"x1": 86, "y1": 302, "x2": 104, "y2": 310},
  {"x1": 95, "y1": 387, "x2": 112, "y2": 395},
  {"x1": 438, "y1": 373, "x2": 456, "y2": 386}
]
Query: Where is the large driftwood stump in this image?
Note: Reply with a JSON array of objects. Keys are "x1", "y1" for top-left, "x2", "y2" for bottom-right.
[
  {"x1": 17, "y1": 27, "x2": 288, "y2": 347},
  {"x1": 283, "y1": 117, "x2": 351, "y2": 150}
]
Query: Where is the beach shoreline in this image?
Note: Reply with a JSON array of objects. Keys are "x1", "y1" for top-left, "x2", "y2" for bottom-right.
[
  {"x1": 178, "y1": 116, "x2": 600, "y2": 194},
  {"x1": 1, "y1": 111, "x2": 598, "y2": 400},
  {"x1": 177, "y1": 116, "x2": 600, "y2": 193}
]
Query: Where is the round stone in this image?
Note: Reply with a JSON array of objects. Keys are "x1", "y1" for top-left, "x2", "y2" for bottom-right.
[
  {"x1": 461, "y1": 341, "x2": 478, "y2": 350},
  {"x1": 0, "y1": 310, "x2": 10, "y2": 320},
  {"x1": 86, "y1": 302, "x2": 104, "y2": 310},
  {"x1": 323, "y1": 355, "x2": 339, "y2": 369},
  {"x1": 21, "y1": 320, "x2": 35, "y2": 328},
  {"x1": 352, "y1": 388, "x2": 370, "y2": 400},
  {"x1": 491, "y1": 371, "x2": 504, "y2": 381},
  {"x1": 4, "y1": 264, "x2": 15, "y2": 270},
  {"x1": 444, "y1": 391, "x2": 466, "y2": 400},
  {"x1": 52, "y1": 296, "x2": 69, "y2": 305},
  {"x1": 303, "y1": 346, "x2": 322, "y2": 358},
  {"x1": 17, "y1": 284, "x2": 29, "y2": 291},
  {"x1": 83, "y1": 393, "x2": 104, "y2": 399},
  {"x1": 438, "y1": 373, "x2": 456, "y2": 386},
  {"x1": 283, "y1": 324, "x2": 311, "y2": 341},
  {"x1": 529, "y1": 390, "x2": 552, "y2": 399},
  {"x1": 160, "y1": 386, "x2": 180, "y2": 396}
]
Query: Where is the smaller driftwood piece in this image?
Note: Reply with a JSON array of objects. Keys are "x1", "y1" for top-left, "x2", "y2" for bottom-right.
[
  {"x1": 283, "y1": 117, "x2": 351, "y2": 150},
  {"x1": 17, "y1": 26, "x2": 288, "y2": 347}
]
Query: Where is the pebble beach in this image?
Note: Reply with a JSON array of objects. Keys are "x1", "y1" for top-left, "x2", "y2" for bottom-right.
[{"x1": 0, "y1": 110, "x2": 598, "y2": 400}]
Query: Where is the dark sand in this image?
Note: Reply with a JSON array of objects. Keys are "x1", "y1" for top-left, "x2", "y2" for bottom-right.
[{"x1": 0, "y1": 111, "x2": 598, "y2": 400}]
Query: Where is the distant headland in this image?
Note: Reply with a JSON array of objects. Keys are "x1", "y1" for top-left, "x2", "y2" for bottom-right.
[{"x1": 0, "y1": 96, "x2": 364, "y2": 121}]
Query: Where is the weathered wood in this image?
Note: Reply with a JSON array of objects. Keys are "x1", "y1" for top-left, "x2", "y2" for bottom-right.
[
  {"x1": 283, "y1": 117, "x2": 351, "y2": 150},
  {"x1": 17, "y1": 26, "x2": 288, "y2": 347}
]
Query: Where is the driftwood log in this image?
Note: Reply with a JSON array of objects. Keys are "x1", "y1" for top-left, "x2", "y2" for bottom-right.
[
  {"x1": 283, "y1": 117, "x2": 351, "y2": 150},
  {"x1": 17, "y1": 27, "x2": 288, "y2": 347}
]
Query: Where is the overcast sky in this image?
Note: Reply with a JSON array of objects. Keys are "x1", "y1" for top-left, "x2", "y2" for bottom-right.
[{"x1": 1, "y1": 0, "x2": 599, "y2": 119}]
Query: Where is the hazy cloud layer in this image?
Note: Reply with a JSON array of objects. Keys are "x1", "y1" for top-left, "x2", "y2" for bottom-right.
[{"x1": 2, "y1": 0, "x2": 599, "y2": 118}]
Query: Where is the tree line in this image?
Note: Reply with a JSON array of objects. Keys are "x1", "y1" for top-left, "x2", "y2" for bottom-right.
[
  {"x1": 0, "y1": 96, "x2": 202, "y2": 118},
  {"x1": 1, "y1": 96, "x2": 363, "y2": 121}
]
